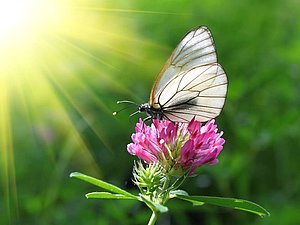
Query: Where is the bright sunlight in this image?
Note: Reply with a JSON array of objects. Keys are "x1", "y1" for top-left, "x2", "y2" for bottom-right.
[
  {"x1": 0, "y1": 0, "x2": 69, "y2": 77},
  {"x1": 0, "y1": 0, "x2": 144, "y2": 223},
  {"x1": 0, "y1": 0, "x2": 60, "y2": 38}
]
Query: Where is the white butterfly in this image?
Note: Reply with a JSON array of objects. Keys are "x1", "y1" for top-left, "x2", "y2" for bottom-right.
[{"x1": 138, "y1": 26, "x2": 228, "y2": 122}]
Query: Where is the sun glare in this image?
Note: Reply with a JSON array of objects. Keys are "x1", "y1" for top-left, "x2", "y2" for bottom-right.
[
  {"x1": 0, "y1": 0, "x2": 70, "y2": 80},
  {"x1": 0, "y1": 1, "x2": 160, "y2": 222},
  {"x1": 0, "y1": 1, "x2": 194, "y2": 223},
  {"x1": 0, "y1": 1, "x2": 26, "y2": 34},
  {"x1": 0, "y1": 0, "x2": 63, "y2": 43}
]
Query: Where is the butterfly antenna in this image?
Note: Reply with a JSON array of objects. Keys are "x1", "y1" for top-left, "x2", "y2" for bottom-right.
[
  {"x1": 113, "y1": 100, "x2": 139, "y2": 116},
  {"x1": 116, "y1": 100, "x2": 139, "y2": 106}
]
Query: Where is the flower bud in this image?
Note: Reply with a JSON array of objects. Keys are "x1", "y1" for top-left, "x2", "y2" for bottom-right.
[{"x1": 133, "y1": 161, "x2": 166, "y2": 195}]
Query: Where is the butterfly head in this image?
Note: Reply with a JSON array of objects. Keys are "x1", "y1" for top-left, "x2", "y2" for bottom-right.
[{"x1": 139, "y1": 103, "x2": 164, "y2": 120}]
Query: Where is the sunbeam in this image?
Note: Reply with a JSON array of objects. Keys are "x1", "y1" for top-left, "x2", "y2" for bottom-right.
[
  {"x1": 0, "y1": 0, "x2": 186, "y2": 222},
  {"x1": 0, "y1": 0, "x2": 154, "y2": 223}
]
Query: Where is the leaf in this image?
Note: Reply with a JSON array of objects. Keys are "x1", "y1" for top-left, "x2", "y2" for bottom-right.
[
  {"x1": 140, "y1": 194, "x2": 168, "y2": 213},
  {"x1": 169, "y1": 189, "x2": 189, "y2": 198},
  {"x1": 86, "y1": 192, "x2": 137, "y2": 200},
  {"x1": 174, "y1": 195, "x2": 270, "y2": 217},
  {"x1": 70, "y1": 172, "x2": 137, "y2": 199}
]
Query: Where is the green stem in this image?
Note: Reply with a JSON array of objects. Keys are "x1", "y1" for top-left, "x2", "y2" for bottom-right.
[
  {"x1": 159, "y1": 176, "x2": 170, "y2": 204},
  {"x1": 148, "y1": 211, "x2": 159, "y2": 225}
]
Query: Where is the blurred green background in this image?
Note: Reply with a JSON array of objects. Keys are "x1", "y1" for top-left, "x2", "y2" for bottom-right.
[{"x1": 1, "y1": 0, "x2": 300, "y2": 224}]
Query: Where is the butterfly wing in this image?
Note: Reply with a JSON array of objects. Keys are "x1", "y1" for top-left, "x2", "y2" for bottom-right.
[
  {"x1": 150, "y1": 26, "x2": 228, "y2": 122},
  {"x1": 160, "y1": 63, "x2": 227, "y2": 122}
]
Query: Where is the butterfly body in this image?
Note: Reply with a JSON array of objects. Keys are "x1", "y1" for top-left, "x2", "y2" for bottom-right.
[
  {"x1": 139, "y1": 103, "x2": 164, "y2": 120},
  {"x1": 139, "y1": 26, "x2": 228, "y2": 123}
]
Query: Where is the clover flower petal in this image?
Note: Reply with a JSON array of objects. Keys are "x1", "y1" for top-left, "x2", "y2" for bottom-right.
[{"x1": 127, "y1": 118, "x2": 225, "y2": 175}]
